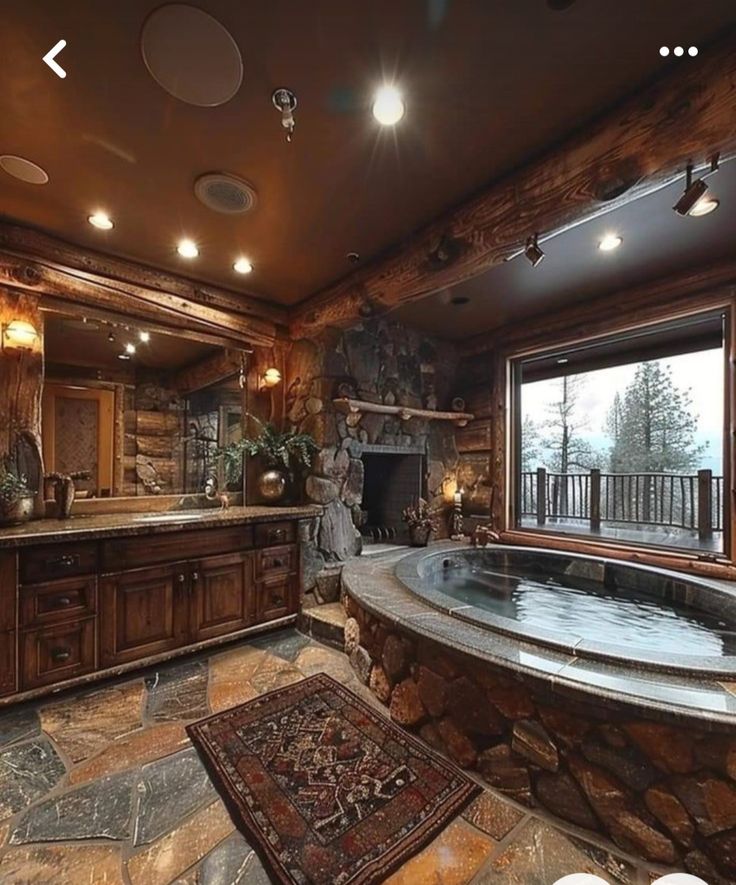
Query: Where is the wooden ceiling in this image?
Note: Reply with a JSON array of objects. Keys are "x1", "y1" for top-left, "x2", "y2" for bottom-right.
[{"x1": 2, "y1": 0, "x2": 735, "y2": 318}]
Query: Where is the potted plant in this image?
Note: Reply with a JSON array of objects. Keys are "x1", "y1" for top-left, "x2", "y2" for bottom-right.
[
  {"x1": 402, "y1": 497, "x2": 439, "y2": 547},
  {"x1": 217, "y1": 417, "x2": 319, "y2": 504},
  {"x1": 0, "y1": 467, "x2": 34, "y2": 527}
]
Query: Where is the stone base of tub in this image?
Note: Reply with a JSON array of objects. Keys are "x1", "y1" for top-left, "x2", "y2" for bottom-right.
[{"x1": 343, "y1": 594, "x2": 736, "y2": 881}]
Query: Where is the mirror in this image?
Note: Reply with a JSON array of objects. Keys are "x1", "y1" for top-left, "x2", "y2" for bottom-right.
[{"x1": 40, "y1": 307, "x2": 247, "y2": 501}]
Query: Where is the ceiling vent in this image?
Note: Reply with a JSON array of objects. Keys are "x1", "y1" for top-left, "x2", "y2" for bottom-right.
[{"x1": 194, "y1": 173, "x2": 257, "y2": 214}]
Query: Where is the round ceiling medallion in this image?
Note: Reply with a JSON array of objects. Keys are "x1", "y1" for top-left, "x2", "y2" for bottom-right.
[
  {"x1": 141, "y1": 4, "x2": 243, "y2": 107},
  {"x1": 194, "y1": 172, "x2": 257, "y2": 214},
  {"x1": 0, "y1": 155, "x2": 49, "y2": 184}
]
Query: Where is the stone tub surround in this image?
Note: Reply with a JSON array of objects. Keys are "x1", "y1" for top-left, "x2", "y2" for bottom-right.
[
  {"x1": 396, "y1": 545, "x2": 736, "y2": 677},
  {"x1": 0, "y1": 504, "x2": 322, "y2": 548},
  {"x1": 0, "y1": 628, "x2": 672, "y2": 885},
  {"x1": 342, "y1": 546, "x2": 736, "y2": 879}
]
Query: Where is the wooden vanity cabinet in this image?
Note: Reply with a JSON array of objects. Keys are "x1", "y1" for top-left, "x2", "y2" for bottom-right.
[{"x1": 4, "y1": 517, "x2": 304, "y2": 701}]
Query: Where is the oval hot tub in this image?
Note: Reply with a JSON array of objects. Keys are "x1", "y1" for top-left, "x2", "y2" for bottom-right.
[{"x1": 395, "y1": 545, "x2": 736, "y2": 676}]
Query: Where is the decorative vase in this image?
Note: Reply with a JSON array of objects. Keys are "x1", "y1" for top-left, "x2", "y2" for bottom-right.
[
  {"x1": 408, "y1": 525, "x2": 432, "y2": 547},
  {"x1": 258, "y1": 468, "x2": 288, "y2": 503},
  {"x1": 0, "y1": 493, "x2": 34, "y2": 527}
]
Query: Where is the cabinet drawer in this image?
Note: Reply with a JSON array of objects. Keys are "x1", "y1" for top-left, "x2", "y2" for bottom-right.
[
  {"x1": 255, "y1": 545, "x2": 296, "y2": 579},
  {"x1": 256, "y1": 575, "x2": 297, "y2": 622},
  {"x1": 20, "y1": 576, "x2": 97, "y2": 629},
  {"x1": 255, "y1": 521, "x2": 295, "y2": 547},
  {"x1": 21, "y1": 619, "x2": 96, "y2": 690},
  {"x1": 101, "y1": 525, "x2": 254, "y2": 572},
  {"x1": 20, "y1": 543, "x2": 98, "y2": 585}
]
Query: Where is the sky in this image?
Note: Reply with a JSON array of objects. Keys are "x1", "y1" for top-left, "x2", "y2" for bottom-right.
[{"x1": 521, "y1": 348, "x2": 724, "y2": 474}]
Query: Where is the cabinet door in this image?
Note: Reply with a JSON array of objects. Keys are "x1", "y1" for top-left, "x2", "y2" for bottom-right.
[
  {"x1": 256, "y1": 574, "x2": 298, "y2": 624},
  {"x1": 21, "y1": 619, "x2": 96, "y2": 690},
  {"x1": 190, "y1": 553, "x2": 254, "y2": 642},
  {"x1": 100, "y1": 564, "x2": 189, "y2": 667}
]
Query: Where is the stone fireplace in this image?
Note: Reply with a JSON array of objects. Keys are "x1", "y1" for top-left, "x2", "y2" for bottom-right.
[{"x1": 358, "y1": 445, "x2": 425, "y2": 543}]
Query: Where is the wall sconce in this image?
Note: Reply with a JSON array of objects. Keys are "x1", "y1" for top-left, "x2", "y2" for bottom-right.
[
  {"x1": 260, "y1": 368, "x2": 282, "y2": 390},
  {"x1": 2, "y1": 319, "x2": 39, "y2": 351}
]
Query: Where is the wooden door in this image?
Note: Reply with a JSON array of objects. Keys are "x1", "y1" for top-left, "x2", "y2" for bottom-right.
[
  {"x1": 42, "y1": 383, "x2": 115, "y2": 497},
  {"x1": 100, "y1": 563, "x2": 189, "y2": 667},
  {"x1": 190, "y1": 552, "x2": 254, "y2": 642}
]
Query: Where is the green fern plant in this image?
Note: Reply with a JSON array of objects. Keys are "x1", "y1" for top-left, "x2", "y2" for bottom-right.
[{"x1": 216, "y1": 416, "x2": 319, "y2": 485}]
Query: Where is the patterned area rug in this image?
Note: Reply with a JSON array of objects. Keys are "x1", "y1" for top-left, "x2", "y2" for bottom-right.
[{"x1": 188, "y1": 672, "x2": 481, "y2": 885}]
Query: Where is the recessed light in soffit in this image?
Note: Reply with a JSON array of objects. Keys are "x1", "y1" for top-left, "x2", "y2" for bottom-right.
[
  {"x1": 0, "y1": 155, "x2": 49, "y2": 184},
  {"x1": 141, "y1": 4, "x2": 243, "y2": 107},
  {"x1": 194, "y1": 173, "x2": 257, "y2": 214}
]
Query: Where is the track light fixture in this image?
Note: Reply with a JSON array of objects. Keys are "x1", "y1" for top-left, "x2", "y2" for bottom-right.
[
  {"x1": 673, "y1": 154, "x2": 720, "y2": 216},
  {"x1": 524, "y1": 233, "x2": 545, "y2": 267}
]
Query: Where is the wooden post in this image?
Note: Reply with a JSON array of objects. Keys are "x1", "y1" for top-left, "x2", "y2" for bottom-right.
[
  {"x1": 698, "y1": 469, "x2": 713, "y2": 541},
  {"x1": 590, "y1": 469, "x2": 601, "y2": 533},
  {"x1": 536, "y1": 468, "x2": 546, "y2": 526}
]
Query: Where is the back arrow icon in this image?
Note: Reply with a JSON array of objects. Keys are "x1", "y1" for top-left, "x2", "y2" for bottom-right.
[{"x1": 43, "y1": 40, "x2": 67, "y2": 78}]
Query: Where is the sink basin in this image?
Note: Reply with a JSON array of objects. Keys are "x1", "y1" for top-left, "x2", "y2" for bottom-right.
[{"x1": 132, "y1": 512, "x2": 207, "y2": 523}]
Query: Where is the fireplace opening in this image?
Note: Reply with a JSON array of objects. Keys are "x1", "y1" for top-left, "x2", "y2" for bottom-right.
[{"x1": 359, "y1": 449, "x2": 425, "y2": 544}]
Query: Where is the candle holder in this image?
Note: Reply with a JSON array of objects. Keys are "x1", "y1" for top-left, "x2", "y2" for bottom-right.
[{"x1": 450, "y1": 490, "x2": 465, "y2": 540}]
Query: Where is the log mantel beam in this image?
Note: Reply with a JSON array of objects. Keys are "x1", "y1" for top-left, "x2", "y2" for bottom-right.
[{"x1": 290, "y1": 29, "x2": 736, "y2": 339}]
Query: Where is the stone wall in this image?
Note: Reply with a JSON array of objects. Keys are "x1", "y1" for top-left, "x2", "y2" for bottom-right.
[
  {"x1": 288, "y1": 320, "x2": 461, "y2": 577},
  {"x1": 343, "y1": 595, "x2": 736, "y2": 882}
]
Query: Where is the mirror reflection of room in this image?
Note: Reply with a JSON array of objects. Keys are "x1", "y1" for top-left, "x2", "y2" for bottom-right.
[{"x1": 41, "y1": 308, "x2": 246, "y2": 502}]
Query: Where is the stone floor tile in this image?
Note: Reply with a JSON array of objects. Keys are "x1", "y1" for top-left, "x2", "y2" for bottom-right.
[
  {"x1": 473, "y1": 817, "x2": 636, "y2": 884},
  {"x1": 463, "y1": 790, "x2": 526, "y2": 841},
  {"x1": 144, "y1": 660, "x2": 210, "y2": 722},
  {"x1": 0, "y1": 707, "x2": 40, "y2": 748},
  {"x1": 209, "y1": 645, "x2": 267, "y2": 685},
  {"x1": 385, "y1": 818, "x2": 494, "y2": 885},
  {"x1": 198, "y1": 831, "x2": 271, "y2": 885},
  {"x1": 248, "y1": 628, "x2": 311, "y2": 662},
  {"x1": 127, "y1": 799, "x2": 234, "y2": 885},
  {"x1": 208, "y1": 678, "x2": 259, "y2": 714},
  {"x1": 293, "y1": 644, "x2": 355, "y2": 683},
  {"x1": 40, "y1": 681, "x2": 144, "y2": 762},
  {"x1": 0, "y1": 843, "x2": 125, "y2": 885},
  {"x1": 134, "y1": 747, "x2": 217, "y2": 846},
  {"x1": 0, "y1": 737, "x2": 66, "y2": 821},
  {"x1": 68, "y1": 721, "x2": 189, "y2": 785},
  {"x1": 248, "y1": 655, "x2": 304, "y2": 694},
  {"x1": 9, "y1": 770, "x2": 136, "y2": 844}
]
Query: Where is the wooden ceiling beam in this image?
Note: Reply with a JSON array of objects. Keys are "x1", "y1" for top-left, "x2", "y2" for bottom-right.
[
  {"x1": 0, "y1": 223, "x2": 287, "y2": 329},
  {"x1": 0, "y1": 252, "x2": 278, "y2": 349},
  {"x1": 289, "y1": 29, "x2": 736, "y2": 339}
]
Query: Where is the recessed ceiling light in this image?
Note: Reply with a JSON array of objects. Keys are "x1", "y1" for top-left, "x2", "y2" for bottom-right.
[
  {"x1": 557, "y1": 357, "x2": 569, "y2": 365},
  {"x1": 689, "y1": 196, "x2": 720, "y2": 217},
  {"x1": 139, "y1": 331, "x2": 151, "y2": 343},
  {"x1": 88, "y1": 211, "x2": 114, "y2": 230},
  {"x1": 177, "y1": 238, "x2": 199, "y2": 258},
  {"x1": 598, "y1": 234, "x2": 622, "y2": 252},
  {"x1": 372, "y1": 85, "x2": 405, "y2": 126},
  {"x1": 124, "y1": 342, "x2": 136, "y2": 355},
  {"x1": 0, "y1": 155, "x2": 49, "y2": 184},
  {"x1": 450, "y1": 295, "x2": 470, "y2": 306},
  {"x1": 233, "y1": 257, "x2": 253, "y2": 274},
  {"x1": 118, "y1": 353, "x2": 131, "y2": 361}
]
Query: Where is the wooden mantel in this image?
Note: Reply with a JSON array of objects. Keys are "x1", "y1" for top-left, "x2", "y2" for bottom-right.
[
  {"x1": 290, "y1": 28, "x2": 736, "y2": 338},
  {"x1": 333, "y1": 397, "x2": 474, "y2": 427}
]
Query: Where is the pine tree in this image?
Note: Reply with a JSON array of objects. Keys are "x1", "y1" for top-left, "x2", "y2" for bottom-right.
[
  {"x1": 607, "y1": 361, "x2": 705, "y2": 473},
  {"x1": 541, "y1": 375, "x2": 599, "y2": 473},
  {"x1": 520, "y1": 415, "x2": 542, "y2": 471}
]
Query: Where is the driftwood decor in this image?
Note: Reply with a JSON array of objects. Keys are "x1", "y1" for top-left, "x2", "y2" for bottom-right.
[
  {"x1": 332, "y1": 398, "x2": 474, "y2": 426},
  {"x1": 290, "y1": 30, "x2": 736, "y2": 338}
]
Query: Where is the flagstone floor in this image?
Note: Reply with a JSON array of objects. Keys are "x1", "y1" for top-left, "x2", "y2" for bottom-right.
[{"x1": 0, "y1": 628, "x2": 667, "y2": 885}]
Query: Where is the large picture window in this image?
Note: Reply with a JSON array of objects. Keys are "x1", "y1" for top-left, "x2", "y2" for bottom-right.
[{"x1": 513, "y1": 311, "x2": 727, "y2": 554}]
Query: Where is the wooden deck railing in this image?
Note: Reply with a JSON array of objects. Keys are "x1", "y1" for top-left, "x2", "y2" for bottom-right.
[{"x1": 520, "y1": 469, "x2": 724, "y2": 539}]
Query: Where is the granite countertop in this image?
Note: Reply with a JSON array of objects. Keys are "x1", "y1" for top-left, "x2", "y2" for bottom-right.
[{"x1": 0, "y1": 505, "x2": 323, "y2": 548}]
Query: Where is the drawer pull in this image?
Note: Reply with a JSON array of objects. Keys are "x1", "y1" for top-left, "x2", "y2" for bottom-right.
[
  {"x1": 48, "y1": 554, "x2": 79, "y2": 570},
  {"x1": 192, "y1": 572, "x2": 199, "y2": 582},
  {"x1": 52, "y1": 596, "x2": 73, "y2": 608},
  {"x1": 50, "y1": 647, "x2": 71, "y2": 663},
  {"x1": 177, "y1": 573, "x2": 186, "y2": 584},
  {"x1": 272, "y1": 594, "x2": 284, "y2": 606},
  {"x1": 272, "y1": 529, "x2": 285, "y2": 540},
  {"x1": 272, "y1": 559, "x2": 283, "y2": 569}
]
